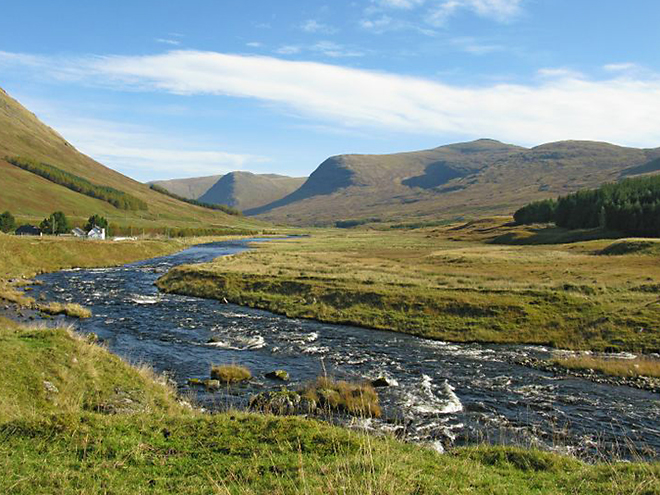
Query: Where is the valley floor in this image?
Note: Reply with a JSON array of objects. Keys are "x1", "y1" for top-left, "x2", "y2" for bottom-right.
[
  {"x1": 1, "y1": 228, "x2": 659, "y2": 493},
  {"x1": 157, "y1": 219, "x2": 660, "y2": 353}
]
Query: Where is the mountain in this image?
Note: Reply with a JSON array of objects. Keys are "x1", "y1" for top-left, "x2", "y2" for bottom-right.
[
  {"x1": 149, "y1": 175, "x2": 222, "y2": 200},
  {"x1": 0, "y1": 87, "x2": 262, "y2": 232},
  {"x1": 152, "y1": 172, "x2": 306, "y2": 211},
  {"x1": 246, "y1": 139, "x2": 660, "y2": 226},
  {"x1": 199, "y1": 172, "x2": 306, "y2": 211}
]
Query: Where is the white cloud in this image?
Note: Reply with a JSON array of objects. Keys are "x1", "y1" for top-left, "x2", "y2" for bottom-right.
[
  {"x1": 6, "y1": 105, "x2": 266, "y2": 180},
  {"x1": 301, "y1": 19, "x2": 338, "y2": 34},
  {"x1": 2, "y1": 50, "x2": 660, "y2": 148},
  {"x1": 246, "y1": 41, "x2": 263, "y2": 48},
  {"x1": 603, "y1": 63, "x2": 639, "y2": 72}
]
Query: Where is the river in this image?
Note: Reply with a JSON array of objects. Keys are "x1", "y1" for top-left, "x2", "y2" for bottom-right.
[{"x1": 29, "y1": 239, "x2": 660, "y2": 460}]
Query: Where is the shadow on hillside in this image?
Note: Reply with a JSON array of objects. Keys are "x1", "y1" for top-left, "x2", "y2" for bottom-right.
[{"x1": 489, "y1": 225, "x2": 622, "y2": 245}]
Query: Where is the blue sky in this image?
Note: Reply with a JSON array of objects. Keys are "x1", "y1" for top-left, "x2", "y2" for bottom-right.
[{"x1": 1, "y1": 0, "x2": 659, "y2": 181}]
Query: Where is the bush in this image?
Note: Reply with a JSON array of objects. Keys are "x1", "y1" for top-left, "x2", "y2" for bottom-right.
[{"x1": 0, "y1": 211, "x2": 16, "y2": 233}]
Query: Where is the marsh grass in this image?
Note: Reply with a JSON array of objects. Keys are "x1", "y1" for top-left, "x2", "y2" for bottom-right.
[
  {"x1": 39, "y1": 301, "x2": 92, "y2": 318},
  {"x1": 552, "y1": 356, "x2": 660, "y2": 378},
  {"x1": 211, "y1": 364, "x2": 252, "y2": 383},
  {"x1": 157, "y1": 225, "x2": 660, "y2": 352}
]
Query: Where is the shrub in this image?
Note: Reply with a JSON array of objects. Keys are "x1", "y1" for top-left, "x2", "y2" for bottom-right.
[{"x1": 0, "y1": 211, "x2": 16, "y2": 233}]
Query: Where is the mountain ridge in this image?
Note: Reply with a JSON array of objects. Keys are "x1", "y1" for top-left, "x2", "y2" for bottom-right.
[{"x1": 246, "y1": 139, "x2": 660, "y2": 225}]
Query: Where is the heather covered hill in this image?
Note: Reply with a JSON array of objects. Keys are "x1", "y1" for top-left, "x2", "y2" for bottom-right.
[
  {"x1": 0, "y1": 87, "x2": 262, "y2": 232},
  {"x1": 248, "y1": 139, "x2": 660, "y2": 226}
]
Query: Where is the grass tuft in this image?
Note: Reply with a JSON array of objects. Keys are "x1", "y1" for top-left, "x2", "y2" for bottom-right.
[
  {"x1": 39, "y1": 301, "x2": 92, "y2": 318},
  {"x1": 210, "y1": 364, "x2": 252, "y2": 383},
  {"x1": 302, "y1": 376, "x2": 381, "y2": 418}
]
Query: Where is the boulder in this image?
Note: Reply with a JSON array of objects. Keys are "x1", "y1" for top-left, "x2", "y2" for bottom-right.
[
  {"x1": 265, "y1": 369, "x2": 290, "y2": 381},
  {"x1": 204, "y1": 379, "x2": 221, "y2": 391},
  {"x1": 370, "y1": 376, "x2": 393, "y2": 387},
  {"x1": 249, "y1": 389, "x2": 302, "y2": 415}
]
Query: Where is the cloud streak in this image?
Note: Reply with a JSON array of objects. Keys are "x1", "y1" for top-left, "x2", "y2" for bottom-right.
[{"x1": 2, "y1": 49, "x2": 660, "y2": 148}]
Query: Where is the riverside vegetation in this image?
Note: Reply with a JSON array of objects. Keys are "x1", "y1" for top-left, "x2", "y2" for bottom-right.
[
  {"x1": 1, "y1": 318, "x2": 659, "y2": 493},
  {"x1": 157, "y1": 219, "x2": 660, "y2": 353},
  {"x1": 1, "y1": 227, "x2": 660, "y2": 492}
]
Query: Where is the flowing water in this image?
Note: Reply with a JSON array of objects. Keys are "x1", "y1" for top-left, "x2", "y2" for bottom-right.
[{"x1": 30, "y1": 239, "x2": 660, "y2": 460}]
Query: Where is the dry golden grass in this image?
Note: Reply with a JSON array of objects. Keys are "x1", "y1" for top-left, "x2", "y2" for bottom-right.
[
  {"x1": 39, "y1": 301, "x2": 92, "y2": 319},
  {"x1": 158, "y1": 222, "x2": 660, "y2": 352},
  {"x1": 302, "y1": 376, "x2": 381, "y2": 418},
  {"x1": 210, "y1": 364, "x2": 252, "y2": 383},
  {"x1": 552, "y1": 356, "x2": 660, "y2": 378}
]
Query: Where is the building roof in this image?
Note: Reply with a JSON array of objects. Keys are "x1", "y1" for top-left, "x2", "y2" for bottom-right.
[{"x1": 16, "y1": 225, "x2": 41, "y2": 235}]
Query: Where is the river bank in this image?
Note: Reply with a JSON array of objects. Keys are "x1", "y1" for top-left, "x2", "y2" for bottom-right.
[
  {"x1": 155, "y1": 226, "x2": 660, "y2": 353},
  {"x1": 2, "y1": 236, "x2": 660, "y2": 492}
]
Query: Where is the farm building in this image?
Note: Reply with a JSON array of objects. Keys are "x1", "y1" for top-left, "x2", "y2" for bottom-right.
[{"x1": 15, "y1": 225, "x2": 42, "y2": 236}]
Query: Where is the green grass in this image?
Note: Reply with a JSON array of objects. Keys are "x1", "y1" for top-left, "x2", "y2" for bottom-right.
[
  {"x1": 0, "y1": 321, "x2": 659, "y2": 494},
  {"x1": 0, "y1": 87, "x2": 267, "y2": 233},
  {"x1": 156, "y1": 224, "x2": 660, "y2": 352}
]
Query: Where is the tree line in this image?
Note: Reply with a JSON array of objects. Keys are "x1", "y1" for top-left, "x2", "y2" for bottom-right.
[
  {"x1": 514, "y1": 175, "x2": 660, "y2": 236},
  {"x1": 7, "y1": 157, "x2": 148, "y2": 211},
  {"x1": 149, "y1": 184, "x2": 242, "y2": 216}
]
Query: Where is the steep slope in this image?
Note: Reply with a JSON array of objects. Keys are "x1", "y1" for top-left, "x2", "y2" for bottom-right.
[
  {"x1": 149, "y1": 175, "x2": 222, "y2": 200},
  {"x1": 248, "y1": 139, "x2": 660, "y2": 226},
  {"x1": 0, "y1": 87, "x2": 262, "y2": 231},
  {"x1": 199, "y1": 172, "x2": 306, "y2": 211}
]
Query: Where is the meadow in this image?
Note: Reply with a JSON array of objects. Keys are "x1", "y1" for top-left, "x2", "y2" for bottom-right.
[{"x1": 158, "y1": 219, "x2": 660, "y2": 353}]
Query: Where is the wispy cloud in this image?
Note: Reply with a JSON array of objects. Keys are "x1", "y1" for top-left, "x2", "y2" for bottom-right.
[
  {"x1": 246, "y1": 41, "x2": 263, "y2": 48},
  {"x1": 2, "y1": 50, "x2": 660, "y2": 148},
  {"x1": 300, "y1": 19, "x2": 338, "y2": 34},
  {"x1": 450, "y1": 37, "x2": 504, "y2": 55},
  {"x1": 155, "y1": 38, "x2": 181, "y2": 46},
  {"x1": 57, "y1": 117, "x2": 265, "y2": 180},
  {"x1": 274, "y1": 42, "x2": 364, "y2": 58},
  {"x1": 275, "y1": 45, "x2": 302, "y2": 55},
  {"x1": 364, "y1": 0, "x2": 526, "y2": 30}
]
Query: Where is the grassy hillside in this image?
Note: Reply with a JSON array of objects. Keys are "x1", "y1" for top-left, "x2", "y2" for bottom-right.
[
  {"x1": 0, "y1": 87, "x2": 264, "y2": 232},
  {"x1": 199, "y1": 171, "x2": 307, "y2": 211},
  {"x1": 157, "y1": 222, "x2": 660, "y2": 352},
  {"x1": 249, "y1": 139, "x2": 660, "y2": 226},
  {"x1": 1, "y1": 318, "x2": 657, "y2": 494},
  {"x1": 152, "y1": 171, "x2": 307, "y2": 211},
  {"x1": 149, "y1": 174, "x2": 222, "y2": 199}
]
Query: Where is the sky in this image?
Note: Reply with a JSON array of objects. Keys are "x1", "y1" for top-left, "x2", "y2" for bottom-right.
[{"x1": 1, "y1": 0, "x2": 659, "y2": 181}]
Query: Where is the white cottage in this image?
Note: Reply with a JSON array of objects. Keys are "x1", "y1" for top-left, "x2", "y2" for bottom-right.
[{"x1": 87, "y1": 226, "x2": 106, "y2": 240}]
